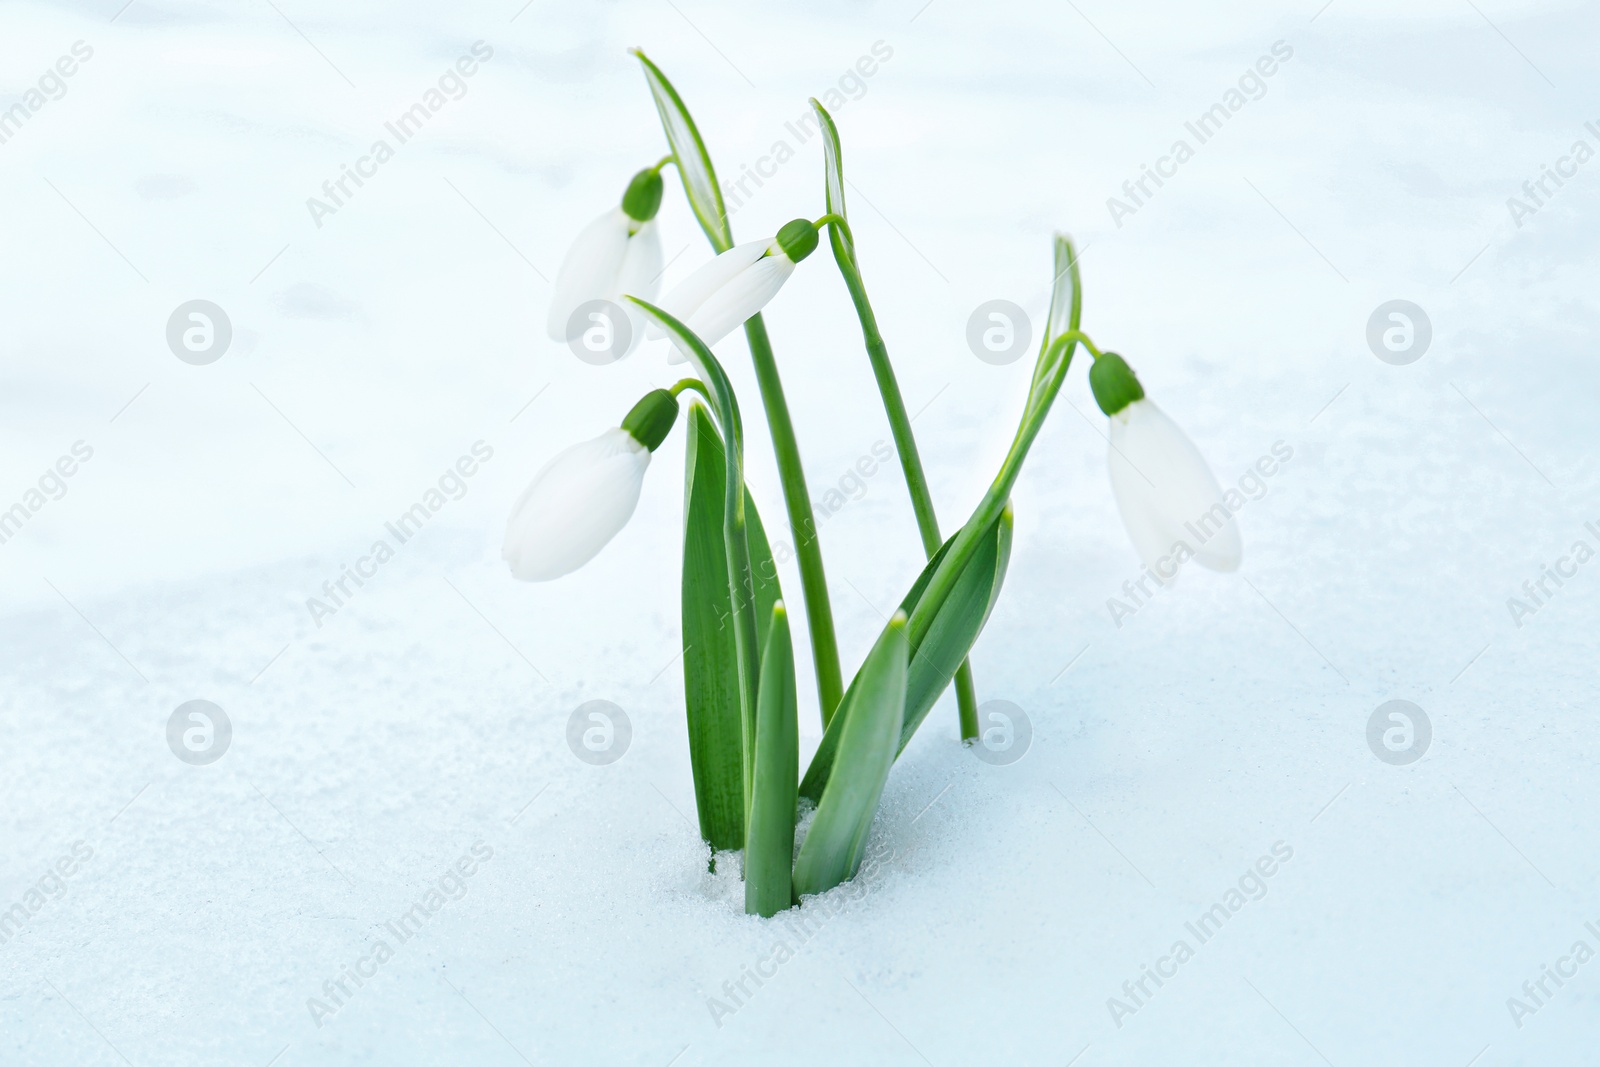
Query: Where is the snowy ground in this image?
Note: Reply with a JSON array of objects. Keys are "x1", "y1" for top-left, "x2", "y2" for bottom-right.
[{"x1": 3, "y1": 0, "x2": 1600, "y2": 1063}]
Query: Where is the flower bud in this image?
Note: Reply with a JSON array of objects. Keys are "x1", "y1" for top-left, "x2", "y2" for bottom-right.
[
  {"x1": 621, "y1": 167, "x2": 665, "y2": 222},
  {"x1": 1089, "y1": 351, "x2": 1146, "y2": 416},
  {"x1": 773, "y1": 218, "x2": 820, "y2": 263},
  {"x1": 620, "y1": 388, "x2": 680, "y2": 451}
]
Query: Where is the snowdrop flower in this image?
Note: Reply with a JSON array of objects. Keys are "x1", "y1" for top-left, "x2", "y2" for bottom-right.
[
  {"x1": 545, "y1": 166, "x2": 667, "y2": 352},
  {"x1": 652, "y1": 218, "x2": 821, "y2": 362},
  {"x1": 503, "y1": 389, "x2": 680, "y2": 581},
  {"x1": 1090, "y1": 353, "x2": 1242, "y2": 578}
]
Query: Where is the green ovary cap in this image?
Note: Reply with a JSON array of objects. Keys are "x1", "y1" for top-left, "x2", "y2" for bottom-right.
[
  {"x1": 621, "y1": 388, "x2": 679, "y2": 451},
  {"x1": 621, "y1": 168, "x2": 664, "y2": 222},
  {"x1": 1089, "y1": 352, "x2": 1146, "y2": 416},
  {"x1": 774, "y1": 218, "x2": 820, "y2": 263}
]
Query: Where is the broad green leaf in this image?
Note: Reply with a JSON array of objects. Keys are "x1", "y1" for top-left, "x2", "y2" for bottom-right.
[
  {"x1": 903, "y1": 506, "x2": 1011, "y2": 740},
  {"x1": 792, "y1": 613, "x2": 907, "y2": 898},
  {"x1": 799, "y1": 509, "x2": 1012, "y2": 802},
  {"x1": 632, "y1": 50, "x2": 733, "y2": 253},
  {"x1": 682, "y1": 404, "x2": 781, "y2": 851},
  {"x1": 809, "y1": 98, "x2": 853, "y2": 264},
  {"x1": 745, "y1": 603, "x2": 798, "y2": 916}
]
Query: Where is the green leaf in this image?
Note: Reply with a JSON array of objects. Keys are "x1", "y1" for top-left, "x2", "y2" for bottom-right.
[
  {"x1": 633, "y1": 296, "x2": 765, "y2": 820},
  {"x1": 632, "y1": 50, "x2": 732, "y2": 253},
  {"x1": 1041, "y1": 232, "x2": 1082, "y2": 357},
  {"x1": 809, "y1": 98, "x2": 853, "y2": 265},
  {"x1": 745, "y1": 602, "x2": 798, "y2": 916},
  {"x1": 792, "y1": 613, "x2": 908, "y2": 898},
  {"x1": 1031, "y1": 234, "x2": 1084, "y2": 401},
  {"x1": 799, "y1": 509, "x2": 1012, "y2": 802},
  {"x1": 904, "y1": 507, "x2": 1011, "y2": 738},
  {"x1": 682, "y1": 404, "x2": 781, "y2": 851}
]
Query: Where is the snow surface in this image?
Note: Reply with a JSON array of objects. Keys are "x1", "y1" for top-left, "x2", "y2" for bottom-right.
[{"x1": 3, "y1": 0, "x2": 1600, "y2": 1064}]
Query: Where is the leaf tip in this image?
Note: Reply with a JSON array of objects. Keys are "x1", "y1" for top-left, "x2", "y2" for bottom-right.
[{"x1": 889, "y1": 609, "x2": 908, "y2": 630}]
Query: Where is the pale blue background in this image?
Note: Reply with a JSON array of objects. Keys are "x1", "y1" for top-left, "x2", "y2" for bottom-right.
[{"x1": 2, "y1": 0, "x2": 1597, "y2": 1064}]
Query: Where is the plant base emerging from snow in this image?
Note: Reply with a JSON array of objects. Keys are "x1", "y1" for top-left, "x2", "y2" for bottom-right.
[{"x1": 503, "y1": 54, "x2": 1244, "y2": 914}]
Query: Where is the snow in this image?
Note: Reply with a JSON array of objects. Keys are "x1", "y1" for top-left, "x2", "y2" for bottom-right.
[{"x1": 3, "y1": 0, "x2": 1599, "y2": 1064}]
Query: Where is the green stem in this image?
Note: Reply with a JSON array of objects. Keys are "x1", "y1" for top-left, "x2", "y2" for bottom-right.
[
  {"x1": 822, "y1": 217, "x2": 982, "y2": 740},
  {"x1": 741, "y1": 313, "x2": 845, "y2": 722},
  {"x1": 910, "y1": 329, "x2": 1096, "y2": 647},
  {"x1": 634, "y1": 57, "x2": 843, "y2": 723},
  {"x1": 669, "y1": 377, "x2": 711, "y2": 403}
]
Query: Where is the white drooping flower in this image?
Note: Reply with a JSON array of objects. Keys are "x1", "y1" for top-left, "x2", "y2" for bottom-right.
[
  {"x1": 651, "y1": 218, "x2": 820, "y2": 362},
  {"x1": 502, "y1": 390, "x2": 680, "y2": 582},
  {"x1": 545, "y1": 168, "x2": 666, "y2": 354},
  {"x1": 1092, "y1": 354, "x2": 1241, "y2": 577}
]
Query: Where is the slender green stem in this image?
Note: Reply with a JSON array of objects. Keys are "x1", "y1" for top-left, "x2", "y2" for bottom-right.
[
  {"x1": 822, "y1": 217, "x2": 983, "y2": 739},
  {"x1": 669, "y1": 377, "x2": 711, "y2": 403},
  {"x1": 909, "y1": 329, "x2": 1096, "y2": 647},
  {"x1": 653, "y1": 154, "x2": 676, "y2": 172},
  {"x1": 741, "y1": 313, "x2": 845, "y2": 721},
  {"x1": 634, "y1": 55, "x2": 843, "y2": 723},
  {"x1": 904, "y1": 227, "x2": 1094, "y2": 649}
]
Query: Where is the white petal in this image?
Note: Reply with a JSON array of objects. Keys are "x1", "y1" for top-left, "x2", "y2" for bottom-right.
[
  {"x1": 1106, "y1": 450, "x2": 1176, "y2": 575},
  {"x1": 649, "y1": 240, "x2": 769, "y2": 339},
  {"x1": 1107, "y1": 399, "x2": 1241, "y2": 576},
  {"x1": 614, "y1": 221, "x2": 664, "y2": 358},
  {"x1": 502, "y1": 428, "x2": 650, "y2": 581},
  {"x1": 683, "y1": 252, "x2": 794, "y2": 347},
  {"x1": 616, "y1": 220, "x2": 664, "y2": 304},
  {"x1": 546, "y1": 209, "x2": 631, "y2": 341}
]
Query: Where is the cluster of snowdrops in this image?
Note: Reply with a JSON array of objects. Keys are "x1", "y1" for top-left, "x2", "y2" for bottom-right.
[{"x1": 500, "y1": 51, "x2": 1242, "y2": 917}]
